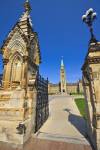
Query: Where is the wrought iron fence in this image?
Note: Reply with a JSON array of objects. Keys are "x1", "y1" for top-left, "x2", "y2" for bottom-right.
[{"x1": 35, "y1": 74, "x2": 49, "y2": 132}]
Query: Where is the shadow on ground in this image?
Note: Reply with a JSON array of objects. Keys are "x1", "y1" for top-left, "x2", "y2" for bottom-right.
[{"x1": 64, "y1": 108, "x2": 87, "y2": 137}]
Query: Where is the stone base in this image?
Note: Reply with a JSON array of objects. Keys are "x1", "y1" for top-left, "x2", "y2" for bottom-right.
[
  {"x1": 86, "y1": 123, "x2": 96, "y2": 150},
  {"x1": 0, "y1": 137, "x2": 93, "y2": 150},
  {"x1": 0, "y1": 120, "x2": 24, "y2": 145},
  {"x1": 0, "y1": 89, "x2": 34, "y2": 146},
  {"x1": 97, "y1": 129, "x2": 100, "y2": 150}
]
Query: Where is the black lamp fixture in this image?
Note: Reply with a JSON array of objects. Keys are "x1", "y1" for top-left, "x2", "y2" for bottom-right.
[{"x1": 82, "y1": 8, "x2": 97, "y2": 43}]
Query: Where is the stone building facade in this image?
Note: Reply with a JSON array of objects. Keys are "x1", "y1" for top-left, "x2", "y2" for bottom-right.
[
  {"x1": 82, "y1": 42, "x2": 100, "y2": 150},
  {"x1": 0, "y1": 0, "x2": 49, "y2": 147},
  {"x1": 48, "y1": 83, "x2": 60, "y2": 95},
  {"x1": 48, "y1": 81, "x2": 83, "y2": 95},
  {"x1": 67, "y1": 83, "x2": 78, "y2": 94},
  {"x1": 48, "y1": 59, "x2": 83, "y2": 95}
]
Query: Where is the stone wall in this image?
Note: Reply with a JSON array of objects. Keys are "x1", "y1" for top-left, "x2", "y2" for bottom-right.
[
  {"x1": 0, "y1": 90, "x2": 28, "y2": 145},
  {"x1": 67, "y1": 83, "x2": 78, "y2": 94},
  {"x1": 48, "y1": 83, "x2": 60, "y2": 95},
  {"x1": 48, "y1": 81, "x2": 84, "y2": 95}
]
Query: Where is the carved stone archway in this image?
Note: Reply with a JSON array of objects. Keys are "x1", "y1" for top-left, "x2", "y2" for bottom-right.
[{"x1": 10, "y1": 52, "x2": 23, "y2": 87}]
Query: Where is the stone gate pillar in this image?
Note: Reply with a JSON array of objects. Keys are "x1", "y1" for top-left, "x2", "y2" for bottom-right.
[{"x1": 82, "y1": 42, "x2": 100, "y2": 150}]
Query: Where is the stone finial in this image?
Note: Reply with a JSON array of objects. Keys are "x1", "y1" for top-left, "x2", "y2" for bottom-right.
[{"x1": 24, "y1": 0, "x2": 31, "y2": 13}]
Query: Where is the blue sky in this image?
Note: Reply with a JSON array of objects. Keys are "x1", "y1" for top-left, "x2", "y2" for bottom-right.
[{"x1": 0, "y1": 0, "x2": 100, "y2": 83}]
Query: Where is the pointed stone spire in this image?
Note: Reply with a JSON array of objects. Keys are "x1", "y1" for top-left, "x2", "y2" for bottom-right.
[
  {"x1": 19, "y1": 0, "x2": 32, "y2": 23},
  {"x1": 19, "y1": 0, "x2": 33, "y2": 36},
  {"x1": 24, "y1": 0, "x2": 31, "y2": 14},
  {"x1": 61, "y1": 57, "x2": 64, "y2": 67}
]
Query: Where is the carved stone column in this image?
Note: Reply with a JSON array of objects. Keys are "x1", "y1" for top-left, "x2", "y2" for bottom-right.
[
  {"x1": 3, "y1": 59, "x2": 10, "y2": 89},
  {"x1": 22, "y1": 56, "x2": 28, "y2": 89}
]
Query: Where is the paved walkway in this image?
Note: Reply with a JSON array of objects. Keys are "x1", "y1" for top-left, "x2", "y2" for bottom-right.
[
  {"x1": 0, "y1": 138, "x2": 92, "y2": 150},
  {"x1": 35, "y1": 95, "x2": 90, "y2": 146},
  {"x1": 0, "y1": 95, "x2": 93, "y2": 150}
]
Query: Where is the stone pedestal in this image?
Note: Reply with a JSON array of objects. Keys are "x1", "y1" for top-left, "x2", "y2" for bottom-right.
[
  {"x1": 0, "y1": 89, "x2": 37, "y2": 146},
  {"x1": 82, "y1": 42, "x2": 100, "y2": 150}
]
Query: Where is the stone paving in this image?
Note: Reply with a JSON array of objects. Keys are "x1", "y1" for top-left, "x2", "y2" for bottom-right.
[
  {"x1": 35, "y1": 95, "x2": 91, "y2": 145},
  {"x1": 0, "y1": 138, "x2": 93, "y2": 150},
  {"x1": 0, "y1": 95, "x2": 93, "y2": 150}
]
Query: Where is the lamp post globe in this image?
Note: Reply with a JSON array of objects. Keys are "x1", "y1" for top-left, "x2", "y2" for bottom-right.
[{"x1": 82, "y1": 8, "x2": 97, "y2": 43}]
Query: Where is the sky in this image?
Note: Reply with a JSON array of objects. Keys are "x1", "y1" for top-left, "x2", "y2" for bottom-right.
[{"x1": 0, "y1": 0, "x2": 100, "y2": 83}]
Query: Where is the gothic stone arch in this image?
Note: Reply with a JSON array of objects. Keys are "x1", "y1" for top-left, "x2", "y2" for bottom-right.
[{"x1": 10, "y1": 52, "x2": 23, "y2": 86}]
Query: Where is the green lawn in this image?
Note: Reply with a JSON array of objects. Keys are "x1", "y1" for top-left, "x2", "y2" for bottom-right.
[
  {"x1": 75, "y1": 98, "x2": 87, "y2": 120},
  {"x1": 70, "y1": 93, "x2": 83, "y2": 96}
]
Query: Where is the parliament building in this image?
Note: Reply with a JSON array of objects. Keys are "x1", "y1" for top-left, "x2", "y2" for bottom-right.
[{"x1": 48, "y1": 59, "x2": 84, "y2": 95}]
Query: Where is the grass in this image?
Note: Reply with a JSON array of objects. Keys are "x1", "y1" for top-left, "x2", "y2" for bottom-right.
[
  {"x1": 75, "y1": 98, "x2": 87, "y2": 120},
  {"x1": 70, "y1": 93, "x2": 83, "y2": 96}
]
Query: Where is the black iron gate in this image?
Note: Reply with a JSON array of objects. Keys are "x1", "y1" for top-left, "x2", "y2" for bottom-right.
[{"x1": 35, "y1": 74, "x2": 49, "y2": 132}]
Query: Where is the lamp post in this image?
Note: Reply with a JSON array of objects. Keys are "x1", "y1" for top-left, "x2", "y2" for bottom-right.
[{"x1": 82, "y1": 8, "x2": 97, "y2": 43}]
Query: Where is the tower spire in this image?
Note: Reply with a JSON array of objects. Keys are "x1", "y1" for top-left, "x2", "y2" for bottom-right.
[
  {"x1": 24, "y1": 0, "x2": 31, "y2": 13},
  {"x1": 61, "y1": 56, "x2": 64, "y2": 67},
  {"x1": 60, "y1": 57, "x2": 67, "y2": 94},
  {"x1": 19, "y1": 0, "x2": 33, "y2": 31}
]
